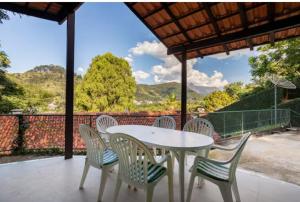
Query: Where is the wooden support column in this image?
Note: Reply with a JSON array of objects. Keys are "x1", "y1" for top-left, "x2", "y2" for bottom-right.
[
  {"x1": 65, "y1": 12, "x2": 75, "y2": 159},
  {"x1": 181, "y1": 51, "x2": 187, "y2": 130}
]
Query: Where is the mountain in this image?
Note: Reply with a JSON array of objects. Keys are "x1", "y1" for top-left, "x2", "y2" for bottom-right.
[
  {"x1": 7, "y1": 65, "x2": 214, "y2": 111},
  {"x1": 188, "y1": 83, "x2": 218, "y2": 95},
  {"x1": 136, "y1": 82, "x2": 216, "y2": 102}
]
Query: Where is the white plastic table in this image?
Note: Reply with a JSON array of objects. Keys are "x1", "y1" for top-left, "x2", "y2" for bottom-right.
[{"x1": 106, "y1": 125, "x2": 214, "y2": 202}]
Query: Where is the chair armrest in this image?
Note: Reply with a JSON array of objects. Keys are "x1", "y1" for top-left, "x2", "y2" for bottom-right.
[
  {"x1": 211, "y1": 144, "x2": 239, "y2": 151},
  {"x1": 195, "y1": 155, "x2": 231, "y2": 165}
]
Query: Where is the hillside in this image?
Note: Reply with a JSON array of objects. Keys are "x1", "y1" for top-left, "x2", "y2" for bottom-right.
[
  {"x1": 6, "y1": 65, "x2": 209, "y2": 112},
  {"x1": 136, "y1": 82, "x2": 215, "y2": 102}
]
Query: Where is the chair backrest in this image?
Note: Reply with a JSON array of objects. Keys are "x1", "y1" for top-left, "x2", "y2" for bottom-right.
[
  {"x1": 228, "y1": 132, "x2": 252, "y2": 181},
  {"x1": 96, "y1": 115, "x2": 118, "y2": 134},
  {"x1": 183, "y1": 118, "x2": 214, "y2": 137},
  {"x1": 79, "y1": 124, "x2": 107, "y2": 167},
  {"x1": 110, "y1": 133, "x2": 156, "y2": 186},
  {"x1": 153, "y1": 115, "x2": 176, "y2": 130}
]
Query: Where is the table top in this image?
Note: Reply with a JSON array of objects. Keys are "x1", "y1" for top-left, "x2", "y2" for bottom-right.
[{"x1": 106, "y1": 125, "x2": 213, "y2": 151}]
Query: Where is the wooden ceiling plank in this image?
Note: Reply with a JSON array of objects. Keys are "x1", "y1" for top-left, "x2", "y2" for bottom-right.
[
  {"x1": 161, "y1": 3, "x2": 265, "y2": 41},
  {"x1": 168, "y1": 14, "x2": 300, "y2": 55},
  {"x1": 143, "y1": 2, "x2": 175, "y2": 19},
  {"x1": 162, "y1": 2, "x2": 203, "y2": 58},
  {"x1": 152, "y1": 3, "x2": 219, "y2": 31},
  {"x1": 203, "y1": 3, "x2": 229, "y2": 55}
]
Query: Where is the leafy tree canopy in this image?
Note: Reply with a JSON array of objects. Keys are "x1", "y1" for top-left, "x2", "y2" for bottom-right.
[
  {"x1": 75, "y1": 53, "x2": 136, "y2": 112},
  {"x1": 249, "y1": 38, "x2": 300, "y2": 85},
  {"x1": 203, "y1": 90, "x2": 235, "y2": 112}
]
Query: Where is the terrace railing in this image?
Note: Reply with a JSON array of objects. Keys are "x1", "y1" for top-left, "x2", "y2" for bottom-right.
[
  {"x1": 0, "y1": 112, "x2": 183, "y2": 155},
  {"x1": 201, "y1": 109, "x2": 290, "y2": 138},
  {"x1": 0, "y1": 109, "x2": 292, "y2": 155}
]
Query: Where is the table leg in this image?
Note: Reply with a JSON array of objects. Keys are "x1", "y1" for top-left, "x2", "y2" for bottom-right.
[{"x1": 178, "y1": 150, "x2": 185, "y2": 202}]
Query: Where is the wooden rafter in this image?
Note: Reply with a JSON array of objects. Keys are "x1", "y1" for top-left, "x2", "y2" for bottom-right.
[
  {"x1": 161, "y1": 3, "x2": 265, "y2": 41},
  {"x1": 161, "y1": 3, "x2": 203, "y2": 58},
  {"x1": 268, "y1": 3, "x2": 275, "y2": 46},
  {"x1": 203, "y1": 3, "x2": 229, "y2": 55},
  {"x1": 246, "y1": 38, "x2": 254, "y2": 50},
  {"x1": 238, "y1": 3, "x2": 248, "y2": 29},
  {"x1": 168, "y1": 14, "x2": 300, "y2": 55},
  {"x1": 0, "y1": 3, "x2": 60, "y2": 22},
  {"x1": 153, "y1": 3, "x2": 219, "y2": 30}
]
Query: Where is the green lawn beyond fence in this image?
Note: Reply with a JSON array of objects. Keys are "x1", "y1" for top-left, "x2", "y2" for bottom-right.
[{"x1": 203, "y1": 109, "x2": 290, "y2": 138}]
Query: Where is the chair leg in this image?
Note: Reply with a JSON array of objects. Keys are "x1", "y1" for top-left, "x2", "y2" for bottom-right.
[
  {"x1": 153, "y1": 148, "x2": 157, "y2": 156},
  {"x1": 197, "y1": 176, "x2": 205, "y2": 188},
  {"x1": 171, "y1": 154, "x2": 175, "y2": 168},
  {"x1": 219, "y1": 183, "x2": 233, "y2": 202},
  {"x1": 146, "y1": 186, "x2": 154, "y2": 202},
  {"x1": 113, "y1": 178, "x2": 122, "y2": 202},
  {"x1": 97, "y1": 167, "x2": 109, "y2": 202},
  {"x1": 79, "y1": 158, "x2": 90, "y2": 189},
  {"x1": 167, "y1": 157, "x2": 174, "y2": 202},
  {"x1": 186, "y1": 172, "x2": 196, "y2": 202},
  {"x1": 232, "y1": 178, "x2": 241, "y2": 202}
]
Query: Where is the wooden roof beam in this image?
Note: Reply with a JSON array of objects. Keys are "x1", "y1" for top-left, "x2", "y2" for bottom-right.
[
  {"x1": 203, "y1": 3, "x2": 229, "y2": 55},
  {"x1": 57, "y1": 3, "x2": 83, "y2": 24},
  {"x1": 161, "y1": 2, "x2": 203, "y2": 59},
  {"x1": 143, "y1": 2, "x2": 175, "y2": 19},
  {"x1": 246, "y1": 38, "x2": 254, "y2": 50},
  {"x1": 0, "y1": 3, "x2": 60, "y2": 22},
  {"x1": 168, "y1": 14, "x2": 300, "y2": 55},
  {"x1": 160, "y1": 3, "x2": 265, "y2": 41},
  {"x1": 268, "y1": 3, "x2": 275, "y2": 46},
  {"x1": 153, "y1": 3, "x2": 219, "y2": 31},
  {"x1": 45, "y1": 3, "x2": 52, "y2": 12},
  {"x1": 238, "y1": 3, "x2": 248, "y2": 29}
]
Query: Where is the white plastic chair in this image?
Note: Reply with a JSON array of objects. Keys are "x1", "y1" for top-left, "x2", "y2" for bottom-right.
[
  {"x1": 79, "y1": 124, "x2": 118, "y2": 202},
  {"x1": 152, "y1": 116, "x2": 176, "y2": 157},
  {"x1": 183, "y1": 118, "x2": 214, "y2": 186},
  {"x1": 186, "y1": 132, "x2": 251, "y2": 202},
  {"x1": 110, "y1": 133, "x2": 174, "y2": 202},
  {"x1": 96, "y1": 115, "x2": 118, "y2": 142}
]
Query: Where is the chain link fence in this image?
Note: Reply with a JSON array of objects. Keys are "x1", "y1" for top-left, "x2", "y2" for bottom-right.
[{"x1": 202, "y1": 109, "x2": 290, "y2": 138}]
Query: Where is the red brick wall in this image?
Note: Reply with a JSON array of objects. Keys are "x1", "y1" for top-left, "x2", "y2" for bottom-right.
[
  {"x1": 0, "y1": 112, "x2": 185, "y2": 154},
  {"x1": 0, "y1": 116, "x2": 18, "y2": 154}
]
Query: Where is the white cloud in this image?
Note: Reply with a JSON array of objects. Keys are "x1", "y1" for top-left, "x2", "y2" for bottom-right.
[
  {"x1": 77, "y1": 66, "x2": 84, "y2": 75},
  {"x1": 124, "y1": 54, "x2": 133, "y2": 64},
  {"x1": 129, "y1": 40, "x2": 228, "y2": 88},
  {"x1": 208, "y1": 47, "x2": 259, "y2": 60},
  {"x1": 133, "y1": 70, "x2": 150, "y2": 82}
]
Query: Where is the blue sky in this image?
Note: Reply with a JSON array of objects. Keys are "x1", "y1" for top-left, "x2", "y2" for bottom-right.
[{"x1": 0, "y1": 3, "x2": 258, "y2": 87}]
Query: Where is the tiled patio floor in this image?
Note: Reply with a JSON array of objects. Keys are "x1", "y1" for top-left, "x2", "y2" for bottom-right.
[{"x1": 0, "y1": 156, "x2": 299, "y2": 202}]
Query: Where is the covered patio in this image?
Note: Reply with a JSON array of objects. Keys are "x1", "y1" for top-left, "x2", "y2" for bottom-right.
[
  {"x1": 0, "y1": 2, "x2": 300, "y2": 202},
  {"x1": 1, "y1": 156, "x2": 300, "y2": 202}
]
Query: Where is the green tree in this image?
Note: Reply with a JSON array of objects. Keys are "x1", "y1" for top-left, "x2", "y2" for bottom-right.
[
  {"x1": 249, "y1": 38, "x2": 300, "y2": 85},
  {"x1": 203, "y1": 91, "x2": 235, "y2": 112},
  {"x1": 75, "y1": 53, "x2": 136, "y2": 112}
]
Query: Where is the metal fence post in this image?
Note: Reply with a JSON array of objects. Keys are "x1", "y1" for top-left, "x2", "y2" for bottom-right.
[
  {"x1": 223, "y1": 113, "x2": 226, "y2": 138},
  {"x1": 257, "y1": 110, "x2": 260, "y2": 128},
  {"x1": 241, "y1": 111, "x2": 244, "y2": 134}
]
